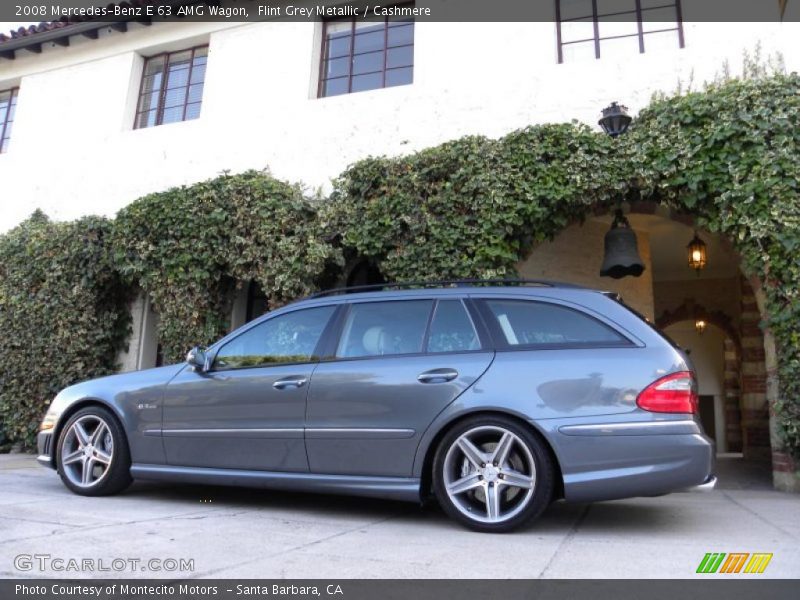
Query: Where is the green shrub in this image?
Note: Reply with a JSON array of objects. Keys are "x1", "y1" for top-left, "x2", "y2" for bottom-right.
[
  {"x1": 112, "y1": 170, "x2": 341, "y2": 363},
  {"x1": 0, "y1": 211, "x2": 131, "y2": 447}
]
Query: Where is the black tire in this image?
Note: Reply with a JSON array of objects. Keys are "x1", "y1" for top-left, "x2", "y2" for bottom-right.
[
  {"x1": 56, "y1": 406, "x2": 132, "y2": 496},
  {"x1": 432, "y1": 414, "x2": 555, "y2": 533}
]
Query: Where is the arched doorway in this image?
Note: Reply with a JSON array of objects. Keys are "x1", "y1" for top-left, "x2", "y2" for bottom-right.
[
  {"x1": 656, "y1": 304, "x2": 744, "y2": 455},
  {"x1": 661, "y1": 320, "x2": 739, "y2": 454},
  {"x1": 517, "y1": 202, "x2": 779, "y2": 485}
]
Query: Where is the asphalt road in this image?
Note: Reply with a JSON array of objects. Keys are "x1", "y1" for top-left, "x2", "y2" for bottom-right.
[{"x1": 0, "y1": 454, "x2": 798, "y2": 579}]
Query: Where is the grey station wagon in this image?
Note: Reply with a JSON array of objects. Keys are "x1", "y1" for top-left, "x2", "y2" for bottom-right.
[{"x1": 37, "y1": 280, "x2": 715, "y2": 532}]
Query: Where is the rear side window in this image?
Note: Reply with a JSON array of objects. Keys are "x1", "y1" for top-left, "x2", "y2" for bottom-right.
[
  {"x1": 482, "y1": 299, "x2": 630, "y2": 348},
  {"x1": 604, "y1": 291, "x2": 680, "y2": 349},
  {"x1": 337, "y1": 300, "x2": 433, "y2": 358}
]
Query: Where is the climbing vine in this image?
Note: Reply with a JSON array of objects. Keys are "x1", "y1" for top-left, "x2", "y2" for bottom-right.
[
  {"x1": 112, "y1": 170, "x2": 341, "y2": 363},
  {"x1": 0, "y1": 212, "x2": 131, "y2": 448},
  {"x1": 323, "y1": 124, "x2": 632, "y2": 281}
]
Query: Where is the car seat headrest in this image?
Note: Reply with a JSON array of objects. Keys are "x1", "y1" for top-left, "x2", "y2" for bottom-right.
[{"x1": 362, "y1": 326, "x2": 386, "y2": 355}]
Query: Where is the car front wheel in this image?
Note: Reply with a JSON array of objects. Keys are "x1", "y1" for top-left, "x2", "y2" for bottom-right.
[
  {"x1": 433, "y1": 415, "x2": 555, "y2": 532},
  {"x1": 56, "y1": 406, "x2": 132, "y2": 496}
]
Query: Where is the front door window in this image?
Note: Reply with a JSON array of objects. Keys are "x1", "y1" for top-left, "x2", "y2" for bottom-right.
[{"x1": 214, "y1": 305, "x2": 336, "y2": 370}]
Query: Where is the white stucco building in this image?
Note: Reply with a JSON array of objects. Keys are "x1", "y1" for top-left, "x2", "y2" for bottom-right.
[
  {"x1": 0, "y1": 2, "x2": 796, "y2": 482},
  {"x1": 1, "y1": 3, "x2": 798, "y2": 233}
]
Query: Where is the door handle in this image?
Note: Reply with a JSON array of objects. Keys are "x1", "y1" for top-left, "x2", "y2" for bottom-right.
[
  {"x1": 273, "y1": 377, "x2": 308, "y2": 390},
  {"x1": 417, "y1": 369, "x2": 459, "y2": 383}
]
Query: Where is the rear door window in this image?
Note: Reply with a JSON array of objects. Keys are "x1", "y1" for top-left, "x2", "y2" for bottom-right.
[
  {"x1": 481, "y1": 299, "x2": 630, "y2": 348},
  {"x1": 336, "y1": 300, "x2": 434, "y2": 358},
  {"x1": 426, "y1": 300, "x2": 480, "y2": 353}
]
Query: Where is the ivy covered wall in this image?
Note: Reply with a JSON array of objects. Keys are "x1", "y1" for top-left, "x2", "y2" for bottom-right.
[
  {"x1": 0, "y1": 212, "x2": 131, "y2": 447},
  {"x1": 0, "y1": 72, "x2": 798, "y2": 462},
  {"x1": 112, "y1": 170, "x2": 340, "y2": 362}
]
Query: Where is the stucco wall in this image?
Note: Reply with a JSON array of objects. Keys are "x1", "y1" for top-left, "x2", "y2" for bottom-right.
[
  {"x1": 117, "y1": 291, "x2": 159, "y2": 372},
  {"x1": 0, "y1": 20, "x2": 796, "y2": 233},
  {"x1": 517, "y1": 220, "x2": 654, "y2": 320}
]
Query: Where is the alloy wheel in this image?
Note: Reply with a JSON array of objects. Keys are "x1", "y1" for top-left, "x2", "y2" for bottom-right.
[
  {"x1": 442, "y1": 425, "x2": 536, "y2": 524},
  {"x1": 60, "y1": 415, "x2": 114, "y2": 489}
]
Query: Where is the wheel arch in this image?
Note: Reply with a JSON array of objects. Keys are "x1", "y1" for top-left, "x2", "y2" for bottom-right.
[
  {"x1": 417, "y1": 409, "x2": 565, "y2": 503},
  {"x1": 50, "y1": 398, "x2": 126, "y2": 469}
]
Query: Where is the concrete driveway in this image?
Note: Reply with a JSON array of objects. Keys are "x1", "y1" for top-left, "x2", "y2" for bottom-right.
[{"x1": 0, "y1": 454, "x2": 798, "y2": 579}]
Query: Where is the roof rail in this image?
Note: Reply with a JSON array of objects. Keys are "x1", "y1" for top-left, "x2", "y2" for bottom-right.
[{"x1": 307, "y1": 278, "x2": 584, "y2": 299}]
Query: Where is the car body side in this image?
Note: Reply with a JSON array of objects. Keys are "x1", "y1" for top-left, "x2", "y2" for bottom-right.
[{"x1": 37, "y1": 287, "x2": 715, "y2": 504}]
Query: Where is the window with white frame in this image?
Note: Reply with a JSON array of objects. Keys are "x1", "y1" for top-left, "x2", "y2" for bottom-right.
[
  {"x1": 318, "y1": 5, "x2": 415, "y2": 97},
  {"x1": 556, "y1": 0, "x2": 684, "y2": 63},
  {"x1": 0, "y1": 87, "x2": 19, "y2": 153},
  {"x1": 135, "y1": 46, "x2": 208, "y2": 129}
]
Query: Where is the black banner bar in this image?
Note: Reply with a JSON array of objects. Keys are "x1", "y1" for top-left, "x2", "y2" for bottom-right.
[
  {"x1": 1, "y1": 580, "x2": 798, "y2": 600},
  {"x1": 0, "y1": 0, "x2": 798, "y2": 23}
]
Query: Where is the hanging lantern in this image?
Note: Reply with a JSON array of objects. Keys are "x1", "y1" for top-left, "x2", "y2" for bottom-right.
[
  {"x1": 695, "y1": 319, "x2": 707, "y2": 334},
  {"x1": 600, "y1": 209, "x2": 646, "y2": 279},
  {"x1": 598, "y1": 102, "x2": 632, "y2": 138},
  {"x1": 687, "y1": 232, "x2": 707, "y2": 272}
]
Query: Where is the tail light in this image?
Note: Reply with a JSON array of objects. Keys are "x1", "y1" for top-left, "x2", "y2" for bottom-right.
[{"x1": 636, "y1": 371, "x2": 698, "y2": 414}]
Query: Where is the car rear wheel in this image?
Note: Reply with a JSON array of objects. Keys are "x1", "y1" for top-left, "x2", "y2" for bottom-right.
[
  {"x1": 433, "y1": 415, "x2": 555, "y2": 532},
  {"x1": 57, "y1": 406, "x2": 132, "y2": 496}
]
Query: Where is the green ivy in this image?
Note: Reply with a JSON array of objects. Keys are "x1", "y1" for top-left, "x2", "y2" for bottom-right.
[
  {"x1": 323, "y1": 124, "x2": 632, "y2": 281},
  {"x1": 112, "y1": 170, "x2": 341, "y2": 363},
  {"x1": 0, "y1": 212, "x2": 131, "y2": 446}
]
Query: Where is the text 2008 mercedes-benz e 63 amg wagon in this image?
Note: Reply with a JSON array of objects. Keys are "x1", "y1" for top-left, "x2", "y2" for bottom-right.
[{"x1": 37, "y1": 280, "x2": 715, "y2": 532}]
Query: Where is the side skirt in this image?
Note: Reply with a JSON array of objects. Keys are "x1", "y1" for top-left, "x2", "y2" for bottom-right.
[{"x1": 130, "y1": 464, "x2": 422, "y2": 503}]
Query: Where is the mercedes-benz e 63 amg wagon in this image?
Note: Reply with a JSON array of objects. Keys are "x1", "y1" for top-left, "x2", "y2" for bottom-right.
[{"x1": 37, "y1": 280, "x2": 715, "y2": 532}]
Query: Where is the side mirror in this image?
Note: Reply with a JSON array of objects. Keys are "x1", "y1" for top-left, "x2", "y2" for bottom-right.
[{"x1": 186, "y1": 346, "x2": 210, "y2": 372}]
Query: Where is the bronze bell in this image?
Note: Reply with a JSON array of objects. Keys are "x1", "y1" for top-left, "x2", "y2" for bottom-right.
[{"x1": 600, "y1": 210, "x2": 645, "y2": 279}]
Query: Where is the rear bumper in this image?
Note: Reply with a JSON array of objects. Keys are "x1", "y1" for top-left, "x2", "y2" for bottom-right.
[
  {"x1": 682, "y1": 475, "x2": 717, "y2": 493},
  {"x1": 548, "y1": 425, "x2": 716, "y2": 503}
]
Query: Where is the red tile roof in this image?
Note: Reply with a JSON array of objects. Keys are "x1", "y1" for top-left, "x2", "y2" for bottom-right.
[
  {"x1": 0, "y1": 1, "x2": 160, "y2": 46},
  {"x1": 0, "y1": 21, "x2": 73, "y2": 44}
]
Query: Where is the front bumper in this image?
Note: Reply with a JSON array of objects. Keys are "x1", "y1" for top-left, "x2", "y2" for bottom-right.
[{"x1": 36, "y1": 430, "x2": 54, "y2": 469}]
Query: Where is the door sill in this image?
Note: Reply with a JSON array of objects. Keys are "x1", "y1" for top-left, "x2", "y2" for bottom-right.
[{"x1": 130, "y1": 463, "x2": 421, "y2": 502}]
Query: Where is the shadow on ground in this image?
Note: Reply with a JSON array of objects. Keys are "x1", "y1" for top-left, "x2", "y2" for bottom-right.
[
  {"x1": 119, "y1": 481, "x2": 665, "y2": 534},
  {"x1": 112, "y1": 455, "x2": 775, "y2": 533}
]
